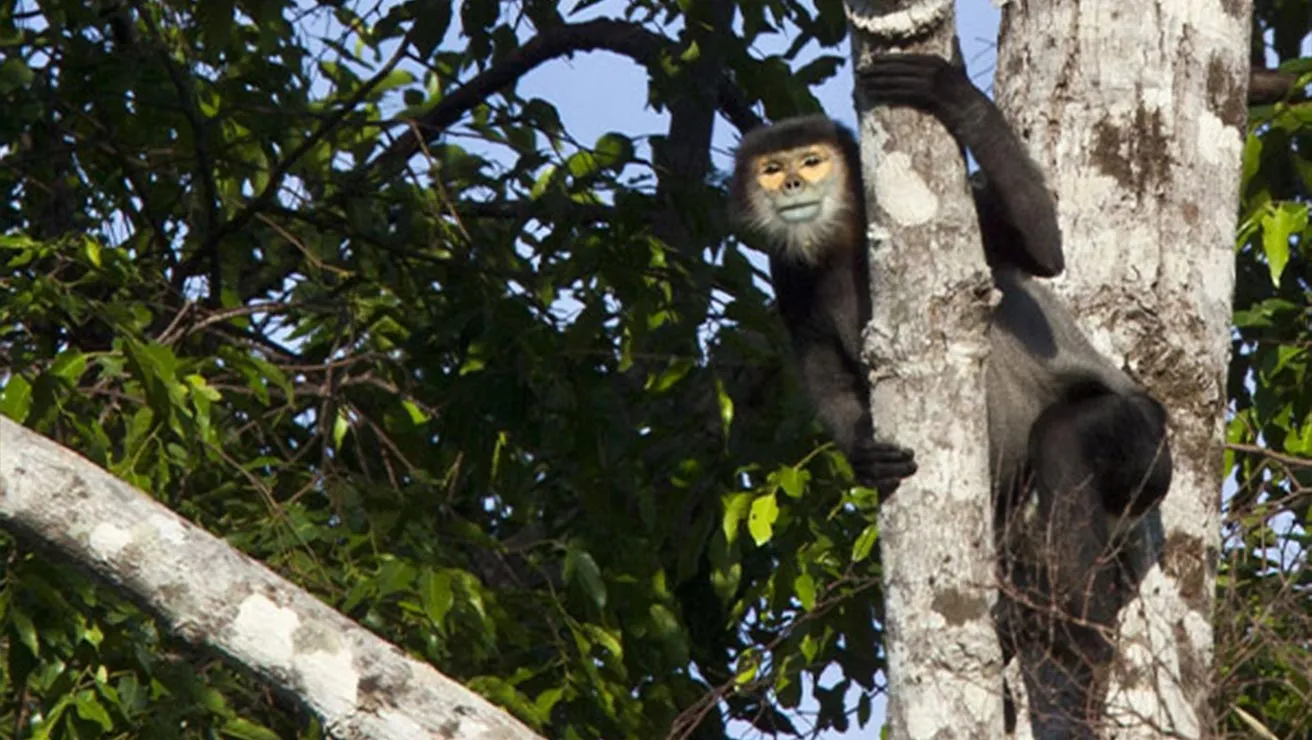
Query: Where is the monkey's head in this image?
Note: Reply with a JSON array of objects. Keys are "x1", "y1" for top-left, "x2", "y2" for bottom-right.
[{"x1": 730, "y1": 115, "x2": 862, "y2": 265}]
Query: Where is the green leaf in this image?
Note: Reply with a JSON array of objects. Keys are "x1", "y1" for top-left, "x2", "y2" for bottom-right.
[
  {"x1": 219, "y1": 718, "x2": 283, "y2": 740},
  {"x1": 581, "y1": 624, "x2": 623, "y2": 658},
  {"x1": 459, "y1": 342, "x2": 489, "y2": 375},
  {"x1": 83, "y1": 237, "x2": 103, "y2": 268},
  {"x1": 721, "y1": 492, "x2": 751, "y2": 545},
  {"x1": 800, "y1": 633, "x2": 819, "y2": 662},
  {"x1": 534, "y1": 687, "x2": 565, "y2": 718},
  {"x1": 592, "y1": 133, "x2": 634, "y2": 170},
  {"x1": 50, "y1": 350, "x2": 87, "y2": 382},
  {"x1": 199, "y1": 685, "x2": 229, "y2": 713},
  {"x1": 793, "y1": 573, "x2": 816, "y2": 610},
  {"x1": 116, "y1": 675, "x2": 141, "y2": 714},
  {"x1": 648, "y1": 358, "x2": 695, "y2": 393},
  {"x1": 734, "y1": 650, "x2": 760, "y2": 686},
  {"x1": 418, "y1": 570, "x2": 454, "y2": 629},
  {"x1": 10, "y1": 605, "x2": 39, "y2": 656},
  {"x1": 1285, "y1": 413, "x2": 1312, "y2": 455},
  {"x1": 73, "y1": 691, "x2": 113, "y2": 731},
  {"x1": 710, "y1": 560, "x2": 741, "y2": 604},
  {"x1": 402, "y1": 400, "x2": 429, "y2": 424},
  {"x1": 185, "y1": 374, "x2": 222, "y2": 402},
  {"x1": 333, "y1": 411, "x2": 350, "y2": 449},
  {"x1": 31, "y1": 695, "x2": 71, "y2": 738},
  {"x1": 715, "y1": 378, "x2": 734, "y2": 438},
  {"x1": 1260, "y1": 202, "x2": 1307, "y2": 287},
  {"x1": 0, "y1": 375, "x2": 33, "y2": 422},
  {"x1": 564, "y1": 546, "x2": 607, "y2": 610},
  {"x1": 0, "y1": 58, "x2": 34, "y2": 93},
  {"x1": 566, "y1": 150, "x2": 600, "y2": 179},
  {"x1": 79, "y1": 622, "x2": 104, "y2": 648},
  {"x1": 748, "y1": 493, "x2": 779, "y2": 546},
  {"x1": 776, "y1": 466, "x2": 807, "y2": 499},
  {"x1": 375, "y1": 559, "x2": 416, "y2": 595},
  {"x1": 373, "y1": 69, "x2": 417, "y2": 94},
  {"x1": 1223, "y1": 415, "x2": 1247, "y2": 475},
  {"x1": 530, "y1": 164, "x2": 558, "y2": 200},
  {"x1": 851, "y1": 524, "x2": 879, "y2": 563},
  {"x1": 1240, "y1": 132, "x2": 1262, "y2": 187}
]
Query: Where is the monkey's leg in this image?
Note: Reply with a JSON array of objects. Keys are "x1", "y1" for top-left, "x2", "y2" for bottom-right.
[
  {"x1": 1017, "y1": 395, "x2": 1136, "y2": 736},
  {"x1": 1029, "y1": 394, "x2": 1146, "y2": 637},
  {"x1": 1062, "y1": 390, "x2": 1173, "y2": 517},
  {"x1": 793, "y1": 337, "x2": 916, "y2": 494}
]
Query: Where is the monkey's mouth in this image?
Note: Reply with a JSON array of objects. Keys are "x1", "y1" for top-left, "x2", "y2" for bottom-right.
[{"x1": 776, "y1": 202, "x2": 821, "y2": 222}]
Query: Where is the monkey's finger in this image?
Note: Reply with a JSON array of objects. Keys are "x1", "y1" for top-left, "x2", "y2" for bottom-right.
[
  {"x1": 850, "y1": 459, "x2": 913, "y2": 482},
  {"x1": 856, "y1": 75, "x2": 939, "y2": 110},
  {"x1": 878, "y1": 461, "x2": 919, "y2": 480},
  {"x1": 864, "y1": 442, "x2": 916, "y2": 462},
  {"x1": 859, "y1": 55, "x2": 956, "y2": 110},
  {"x1": 862, "y1": 476, "x2": 912, "y2": 502},
  {"x1": 865, "y1": 54, "x2": 951, "y2": 74},
  {"x1": 857, "y1": 67, "x2": 933, "y2": 90},
  {"x1": 859, "y1": 56, "x2": 946, "y2": 85}
]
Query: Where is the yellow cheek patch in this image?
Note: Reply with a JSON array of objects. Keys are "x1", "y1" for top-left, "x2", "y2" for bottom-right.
[
  {"x1": 756, "y1": 168, "x2": 786, "y2": 193},
  {"x1": 799, "y1": 157, "x2": 833, "y2": 184},
  {"x1": 798, "y1": 143, "x2": 841, "y2": 184},
  {"x1": 751, "y1": 143, "x2": 844, "y2": 194}
]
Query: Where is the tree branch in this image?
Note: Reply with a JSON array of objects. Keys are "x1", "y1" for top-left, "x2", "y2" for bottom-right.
[
  {"x1": 650, "y1": 0, "x2": 736, "y2": 251},
  {"x1": 1248, "y1": 66, "x2": 1309, "y2": 105},
  {"x1": 369, "y1": 18, "x2": 762, "y2": 178},
  {"x1": 0, "y1": 418, "x2": 543, "y2": 740}
]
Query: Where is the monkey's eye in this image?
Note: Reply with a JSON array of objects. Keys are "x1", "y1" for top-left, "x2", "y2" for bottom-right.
[
  {"x1": 760, "y1": 161, "x2": 783, "y2": 175},
  {"x1": 801, "y1": 154, "x2": 825, "y2": 168}
]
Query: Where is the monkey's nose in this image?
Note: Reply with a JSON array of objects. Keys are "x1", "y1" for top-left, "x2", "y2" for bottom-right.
[{"x1": 782, "y1": 177, "x2": 804, "y2": 194}]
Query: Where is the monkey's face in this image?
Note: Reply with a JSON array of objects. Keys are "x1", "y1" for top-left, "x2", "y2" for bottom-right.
[
  {"x1": 753, "y1": 145, "x2": 838, "y2": 222},
  {"x1": 736, "y1": 140, "x2": 854, "y2": 264}
]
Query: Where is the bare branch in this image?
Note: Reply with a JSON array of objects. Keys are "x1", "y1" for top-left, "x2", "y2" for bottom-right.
[{"x1": 1248, "y1": 66, "x2": 1309, "y2": 105}]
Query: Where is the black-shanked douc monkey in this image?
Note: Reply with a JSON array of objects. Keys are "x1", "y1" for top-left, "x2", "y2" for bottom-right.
[{"x1": 730, "y1": 53, "x2": 1172, "y2": 733}]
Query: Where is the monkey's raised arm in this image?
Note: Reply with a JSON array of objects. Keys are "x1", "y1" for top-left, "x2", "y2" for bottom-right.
[{"x1": 857, "y1": 55, "x2": 1064, "y2": 278}]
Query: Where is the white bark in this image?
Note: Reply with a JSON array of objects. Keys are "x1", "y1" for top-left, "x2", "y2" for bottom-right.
[
  {"x1": 0, "y1": 417, "x2": 543, "y2": 740},
  {"x1": 846, "y1": 2, "x2": 1005, "y2": 737},
  {"x1": 993, "y1": 1, "x2": 1248, "y2": 736}
]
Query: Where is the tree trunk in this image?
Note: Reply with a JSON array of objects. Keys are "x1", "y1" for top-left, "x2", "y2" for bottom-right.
[
  {"x1": 993, "y1": 1, "x2": 1249, "y2": 736},
  {"x1": 846, "y1": 1, "x2": 1006, "y2": 736}
]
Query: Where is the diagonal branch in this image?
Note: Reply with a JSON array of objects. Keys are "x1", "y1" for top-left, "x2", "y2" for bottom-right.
[{"x1": 0, "y1": 418, "x2": 544, "y2": 740}]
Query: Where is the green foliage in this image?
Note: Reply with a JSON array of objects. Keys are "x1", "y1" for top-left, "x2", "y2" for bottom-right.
[
  {"x1": 1216, "y1": 6, "x2": 1312, "y2": 735},
  {"x1": 0, "y1": 0, "x2": 879, "y2": 737}
]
